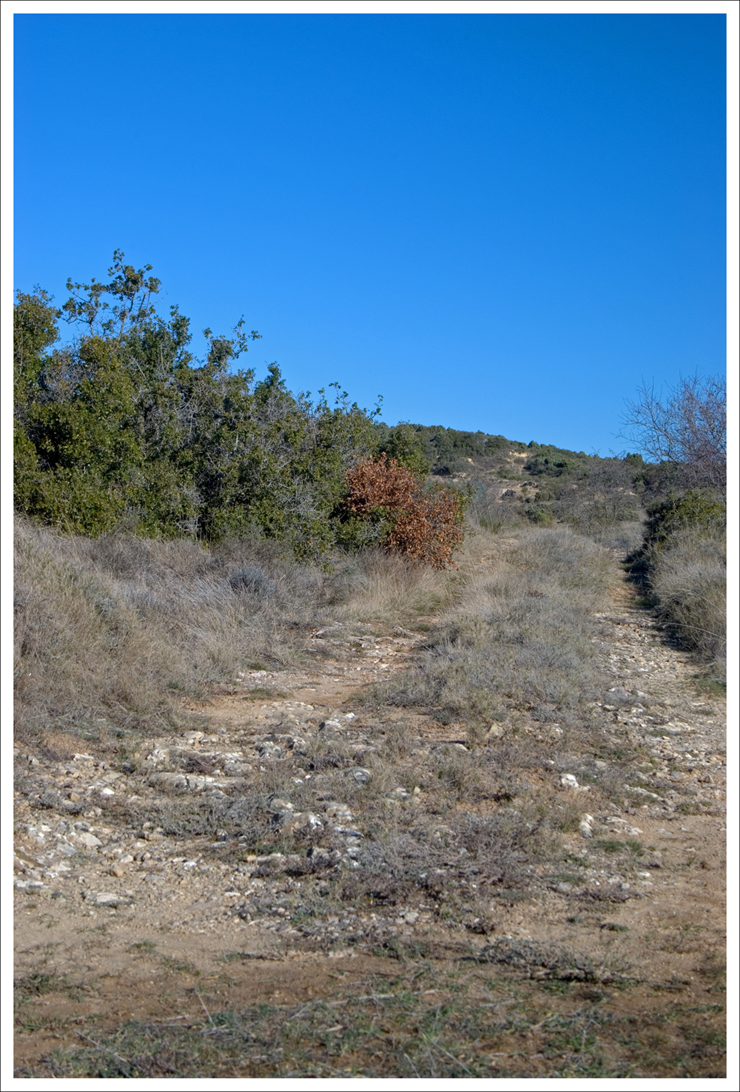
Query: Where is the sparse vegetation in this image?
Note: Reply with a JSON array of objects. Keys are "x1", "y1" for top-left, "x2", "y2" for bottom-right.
[
  {"x1": 14, "y1": 518, "x2": 457, "y2": 745},
  {"x1": 17, "y1": 966, "x2": 725, "y2": 1079},
  {"x1": 376, "y1": 528, "x2": 616, "y2": 731},
  {"x1": 13, "y1": 262, "x2": 726, "y2": 1080},
  {"x1": 627, "y1": 491, "x2": 726, "y2": 680}
]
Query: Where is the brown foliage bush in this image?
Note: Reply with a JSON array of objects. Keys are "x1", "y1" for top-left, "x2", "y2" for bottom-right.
[{"x1": 344, "y1": 454, "x2": 465, "y2": 569}]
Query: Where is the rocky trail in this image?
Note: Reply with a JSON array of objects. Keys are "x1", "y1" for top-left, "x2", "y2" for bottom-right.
[{"x1": 13, "y1": 552, "x2": 727, "y2": 1078}]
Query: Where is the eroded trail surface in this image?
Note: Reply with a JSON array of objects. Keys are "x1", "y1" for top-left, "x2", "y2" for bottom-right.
[{"x1": 14, "y1": 555, "x2": 726, "y2": 1078}]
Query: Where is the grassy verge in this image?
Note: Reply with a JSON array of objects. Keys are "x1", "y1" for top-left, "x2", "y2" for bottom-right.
[
  {"x1": 625, "y1": 490, "x2": 726, "y2": 683},
  {"x1": 648, "y1": 528, "x2": 726, "y2": 680}
]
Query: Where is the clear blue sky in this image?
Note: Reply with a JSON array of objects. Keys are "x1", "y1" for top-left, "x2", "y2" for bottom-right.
[{"x1": 14, "y1": 13, "x2": 726, "y2": 454}]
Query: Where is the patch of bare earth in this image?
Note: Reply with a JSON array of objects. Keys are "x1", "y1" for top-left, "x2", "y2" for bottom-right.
[{"x1": 14, "y1": 552, "x2": 726, "y2": 1078}]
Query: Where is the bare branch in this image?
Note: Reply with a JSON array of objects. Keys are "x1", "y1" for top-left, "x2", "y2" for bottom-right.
[{"x1": 620, "y1": 376, "x2": 726, "y2": 490}]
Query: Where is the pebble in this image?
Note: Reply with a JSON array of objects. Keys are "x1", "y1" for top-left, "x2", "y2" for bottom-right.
[
  {"x1": 93, "y1": 892, "x2": 135, "y2": 907},
  {"x1": 345, "y1": 767, "x2": 371, "y2": 784},
  {"x1": 76, "y1": 832, "x2": 103, "y2": 849},
  {"x1": 276, "y1": 811, "x2": 322, "y2": 835}
]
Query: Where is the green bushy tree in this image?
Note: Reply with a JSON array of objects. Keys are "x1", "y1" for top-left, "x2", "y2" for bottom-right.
[
  {"x1": 15, "y1": 252, "x2": 380, "y2": 554},
  {"x1": 376, "y1": 422, "x2": 431, "y2": 476}
]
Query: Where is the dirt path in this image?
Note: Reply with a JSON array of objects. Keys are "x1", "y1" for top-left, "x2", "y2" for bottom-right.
[{"x1": 14, "y1": 554, "x2": 726, "y2": 1077}]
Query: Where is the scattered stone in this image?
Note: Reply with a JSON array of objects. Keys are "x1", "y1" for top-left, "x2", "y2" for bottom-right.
[
  {"x1": 93, "y1": 892, "x2": 135, "y2": 907},
  {"x1": 256, "y1": 742, "x2": 284, "y2": 759},
  {"x1": 267, "y1": 796, "x2": 295, "y2": 814},
  {"x1": 76, "y1": 832, "x2": 103, "y2": 849},
  {"x1": 388, "y1": 787, "x2": 411, "y2": 801},
  {"x1": 306, "y1": 847, "x2": 340, "y2": 868},
  {"x1": 345, "y1": 767, "x2": 371, "y2": 784},
  {"x1": 325, "y1": 803, "x2": 354, "y2": 822},
  {"x1": 36, "y1": 791, "x2": 64, "y2": 810},
  {"x1": 319, "y1": 719, "x2": 344, "y2": 732},
  {"x1": 625, "y1": 784, "x2": 660, "y2": 800},
  {"x1": 608, "y1": 687, "x2": 633, "y2": 704},
  {"x1": 605, "y1": 817, "x2": 643, "y2": 835},
  {"x1": 275, "y1": 811, "x2": 322, "y2": 835},
  {"x1": 148, "y1": 772, "x2": 231, "y2": 792}
]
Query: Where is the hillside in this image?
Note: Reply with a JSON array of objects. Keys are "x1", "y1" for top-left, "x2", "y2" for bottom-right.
[
  {"x1": 14, "y1": 258, "x2": 726, "y2": 1078},
  {"x1": 14, "y1": 520, "x2": 726, "y2": 1079}
]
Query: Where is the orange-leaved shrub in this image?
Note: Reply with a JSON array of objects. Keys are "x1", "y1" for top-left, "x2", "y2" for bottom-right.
[{"x1": 343, "y1": 453, "x2": 466, "y2": 569}]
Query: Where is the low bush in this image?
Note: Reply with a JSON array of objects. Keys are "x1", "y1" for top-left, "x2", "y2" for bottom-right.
[
  {"x1": 642, "y1": 490, "x2": 726, "y2": 552},
  {"x1": 341, "y1": 454, "x2": 466, "y2": 569}
]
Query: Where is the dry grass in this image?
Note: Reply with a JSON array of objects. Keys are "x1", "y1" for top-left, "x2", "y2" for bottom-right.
[
  {"x1": 16, "y1": 518, "x2": 728, "y2": 1080},
  {"x1": 329, "y1": 550, "x2": 452, "y2": 622},
  {"x1": 648, "y1": 527, "x2": 726, "y2": 678},
  {"x1": 13, "y1": 520, "x2": 456, "y2": 746},
  {"x1": 375, "y1": 528, "x2": 617, "y2": 731}
]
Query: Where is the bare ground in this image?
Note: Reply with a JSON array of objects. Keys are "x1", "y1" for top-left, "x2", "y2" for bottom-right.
[{"x1": 14, "y1": 549, "x2": 726, "y2": 1078}]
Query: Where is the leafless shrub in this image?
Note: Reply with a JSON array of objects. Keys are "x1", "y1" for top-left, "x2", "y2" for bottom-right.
[{"x1": 621, "y1": 375, "x2": 726, "y2": 490}]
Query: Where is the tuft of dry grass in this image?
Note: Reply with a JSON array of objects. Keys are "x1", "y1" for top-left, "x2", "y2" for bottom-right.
[{"x1": 328, "y1": 549, "x2": 452, "y2": 622}]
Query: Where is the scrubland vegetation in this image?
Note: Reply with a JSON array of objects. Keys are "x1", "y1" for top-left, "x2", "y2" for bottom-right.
[
  {"x1": 13, "y1": 256, "x2": 726, "y2": 1079},
  {"x1": 13, "y1": 254, "x2": 726, "y2": 742},
  {"x1": 14, "y1": 520, "x2": 455, "y2": 746}
]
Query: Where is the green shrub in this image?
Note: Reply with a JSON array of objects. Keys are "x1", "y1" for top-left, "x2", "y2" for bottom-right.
[
  {"x1": 643, "y1": 490, "x2": 726, "y2": 552},
  {"x1": 14, "y1": 255, "x2": 379, "y2": 556}
]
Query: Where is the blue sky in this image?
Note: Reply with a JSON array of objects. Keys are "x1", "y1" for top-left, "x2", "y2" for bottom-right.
[{"x1": 13, "y1": 12, "x2": 727, "y2": 454}]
